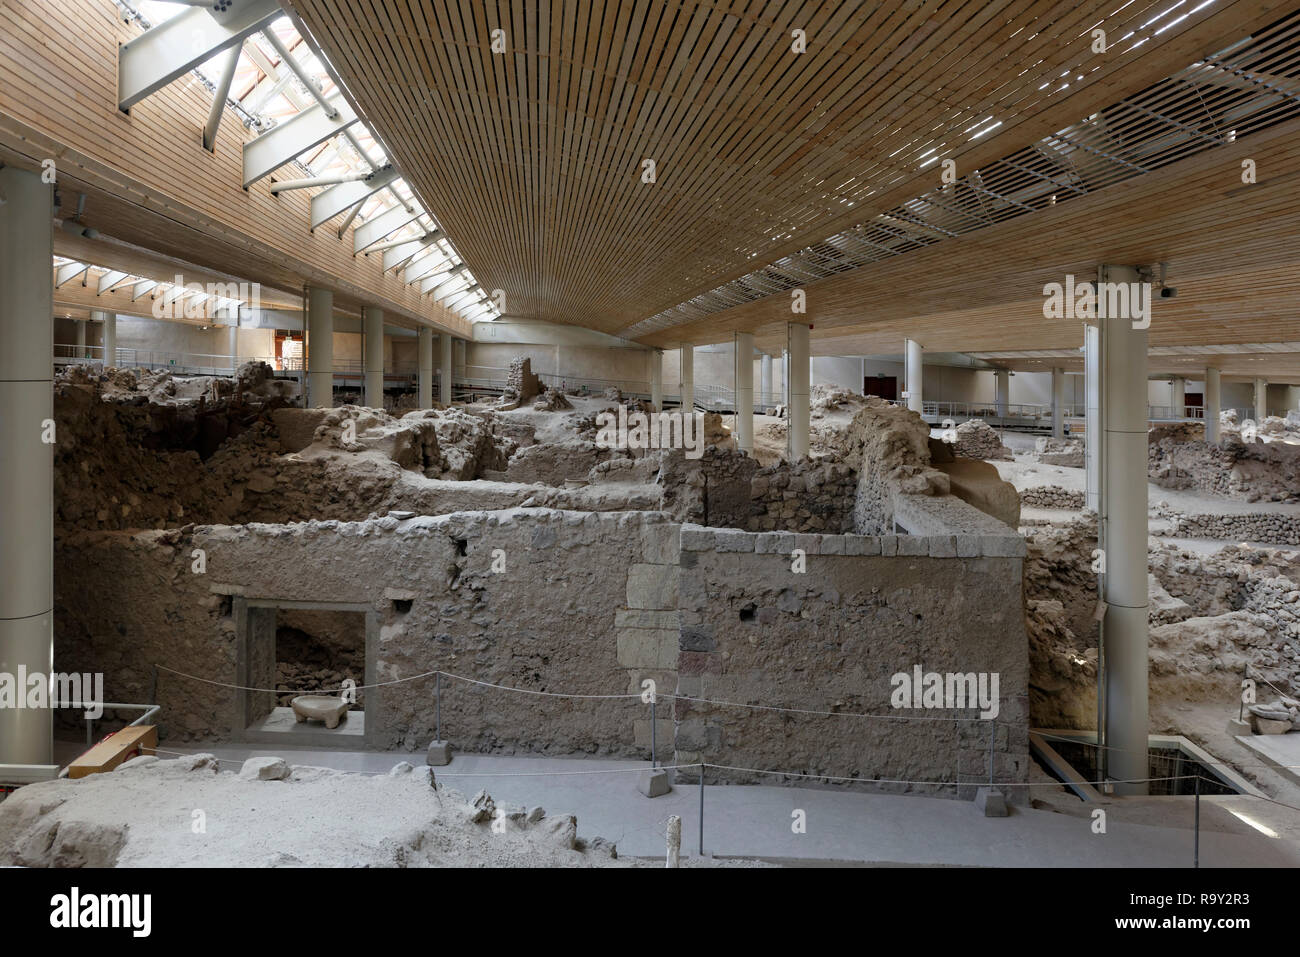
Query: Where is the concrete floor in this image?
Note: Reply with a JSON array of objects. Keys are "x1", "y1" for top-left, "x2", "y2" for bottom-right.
[
  {"x1": 130, "y1": 743, "x2": 1300, "y2": 866},
  {"x1": 1235, "y1": 733, "x2": 1300, "y2": 788}
]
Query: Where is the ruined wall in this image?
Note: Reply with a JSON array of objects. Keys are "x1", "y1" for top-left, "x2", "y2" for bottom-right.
[
  {"x1": 659, "y1": 446, "x2": 757, "y2": 529},
  {"x1": 747, "y1": 459, "x2": 857, "y2": 533},
  {"x1": 1148, "y1": 426, "x2": 1300, "y2": 502},
  {"x1": 844, "y1": 400, "x2": 952, "y2": 533},
  {"x1": 54, "y1": 511, "x2": 679, "y2": 757},
  {"x1": 1020, "y1": 486, "x2": 1086, "y2": 509},
  {"x1": 673, "y1": 524, "x2": 1029, "y2": 800},
  {"x1": 1165, "y1": 512, "x2": 1300, "y2": 546}
]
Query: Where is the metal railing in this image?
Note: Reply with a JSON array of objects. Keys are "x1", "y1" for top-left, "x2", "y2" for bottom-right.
[{"x1": 53, "y1": 345, "x2": 423, "y2": 381}]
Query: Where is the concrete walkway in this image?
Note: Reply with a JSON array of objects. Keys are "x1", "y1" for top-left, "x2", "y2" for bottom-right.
[{"x1": 140, "y1": 743, "x2": 1300, "y2": 866}]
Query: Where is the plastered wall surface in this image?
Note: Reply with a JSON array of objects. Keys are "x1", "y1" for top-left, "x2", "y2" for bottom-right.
[{"x1": 54, "y1": 507, "x2": 1028, "y2": 796}]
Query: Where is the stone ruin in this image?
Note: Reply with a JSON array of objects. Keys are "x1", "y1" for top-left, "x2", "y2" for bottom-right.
[
  {"x1": 950, "y1": 418, "x2": 1013, "y2": 461},
  {"x1": 501, "y1": 356, "x2": 542, "y2": 405}
]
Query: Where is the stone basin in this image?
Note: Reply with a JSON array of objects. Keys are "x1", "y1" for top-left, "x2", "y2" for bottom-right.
[{"x1": 290, "y1": 695, "x2": 351, "y2": 730}]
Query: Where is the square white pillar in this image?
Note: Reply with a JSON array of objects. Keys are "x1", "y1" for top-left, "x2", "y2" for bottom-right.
[
  {"x1": 787, "y1": 323, "x2": 810, "y2": 459},
  {"x1": 440, "y1": 334, "x2": 453, "y2": 405},
  {"x1": 734, "y1": 332, "x2": 754, "y2": 452},
  {"x1": 1204, "y1": 367, "x2": 1221, "y2": 442},
  {"x1": 679, "y1": 345, "x2": 694, "y2": 411}
]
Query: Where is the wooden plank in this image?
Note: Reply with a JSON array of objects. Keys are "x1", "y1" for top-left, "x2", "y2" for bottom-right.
[{"x1": 67, "y1": 725, "x2": 158, "y2": 779}]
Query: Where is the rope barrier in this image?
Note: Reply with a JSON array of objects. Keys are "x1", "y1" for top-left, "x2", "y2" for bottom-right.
[
  {"x1": 143, "y1": 747, "x2": 1236, "y2": 793},
  {"x1": 153, "y1": 663, "x2": 991, "y2": 719}
]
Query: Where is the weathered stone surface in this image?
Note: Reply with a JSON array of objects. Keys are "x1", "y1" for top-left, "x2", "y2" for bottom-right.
[
  {"x1": 239, "y1": 756, "x2": 291, "y2": 781},
  {"x1": 627, "y1": 564, "x2": 679, "y2": 609}
]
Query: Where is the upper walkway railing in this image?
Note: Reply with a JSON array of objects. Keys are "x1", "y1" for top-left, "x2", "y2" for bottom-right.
[{"x1": 53, "y1": 347, "x2": 1273, "y2": 421}]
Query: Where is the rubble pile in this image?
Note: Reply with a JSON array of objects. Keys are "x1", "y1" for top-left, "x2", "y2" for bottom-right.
[
  {"x1": 532, "y1": 386, "x2": 573, "y2": 411},
  {"x1": 1148, "y1": 424, "x2": 1300, "y2": 502},
  {"x1": 840, "y1": 399, "x2": 950, "y2": 532},
  {"x1": 1023, "y1": 518, "x2": 1300, "y2": 727},
  {"x1": 54, "y1": 369, "x2": 534, "y2": 530},
  {"x1": 951, "y1": 419, "x2": 1013, "y2": 461},
  {"x1": 1034, "y1": 436, "x2": 1084, "y2": 468}
]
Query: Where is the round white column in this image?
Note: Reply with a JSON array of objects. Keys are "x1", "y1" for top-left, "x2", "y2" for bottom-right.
[
  {"x1": 440, "y1": 334, "x2": 453, "y2": 405},
  {"x1": 1051, "y1": 366, "x2": 1065, "y2": 438},
  {"x1": 417, "y1": 327, "x2": 433, "y2": 408},
  {"x1": 905, "y1": 338, "x2": 923, "y2": 414},
  {"x1": 363, "y1": 306, "x2": 384, "y2": 409},
  {"x1": 306, "y1": 286, "x2": 334, "y2": 408},
  {"x1": 650, "y1": 349, "x2": 663, "y2": 411},
  {"x1": 1099, "y1": 265, "x2": 1149, "y2": 796},
  {"x1": 1085, "y1": 322, "x2": 1101, "y2": 513},
  {"x1": 0, "y1": 167, "x2": 55, "y2": 770}
]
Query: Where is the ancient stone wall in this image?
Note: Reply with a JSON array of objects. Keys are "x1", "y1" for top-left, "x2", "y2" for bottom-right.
[
  {"x1": 1165, "y1": 512, "x2": 1300, "y2": 547},
  {"x1": 1148, "y1": 427, "x2": 1300, "y2": 502},
  {"x1": 54, "y1": 510, "x2": 680, "y2": 755},
  {"x1": 1020, "y1": 486, "x2": 1086, "y2": 509},
  {"x1": 659, "y1": 446, "x2": 757, "y2": 529},
  {"x1": 55, "y1": 506, "x2": 1031, "y2": 800},
  {"x1": 747, "y1": 459, "x2": 857, "y2": 533},
  {"x1": 673, "y1": 524, "x2": 1030, "y2": 800}
]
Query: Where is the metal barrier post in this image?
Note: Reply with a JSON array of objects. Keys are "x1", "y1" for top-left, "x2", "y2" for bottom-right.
[
  {"x1": 1194, "y1": 774, "x2": 1201, "y2": 868},
  {"x1": 650, "y1": 696, "x2": 656, "y2": 769}
]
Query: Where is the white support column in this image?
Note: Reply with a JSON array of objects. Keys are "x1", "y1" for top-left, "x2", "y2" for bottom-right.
[
  {"x1": 650, "y1": 349, "x2": 663, "y2": 411},
  {"x1": 1255, "y1": 377, "x2": 1268, "y2": 422},
  {"x1": 760, "y1": 353, "x2": 773, "y2": 410},
  {"x1": 1085, "y1": 323, "x2": 1101, "y2": 513},
  {"x1": 1204, "y1": 367, "x2": 1221, "y2": 443},
  {"x1": 306, "y1": 286, "x2": 334, "y2": 408},
  {"x1": 788, "y1": 323, "x2": 811, "y2": 460},
  {"x1": 94, "y1": 308, "x2": 115, "y2": 367},
  {"x1": 0, "y1": 167, "x2": 55, "y2": 773},
  {"x1": 363, "y1": 306, "x2": 384, "y2": 409},
  {"x1": 439, "y1": 334, "x2": 453, "y2": 405},
  {"x1": 994, "y1": 368, "x2": 1009, "y2": 417},
  {"x1": 679, "y1": 345, "x2": 694, "y2": 411},
  {"x1": 1170, "y1": 376, "x2": 1186, "y2": 418},
  {"x1": 417, "y1": 328, "x2": 434, "y2": 408},
  {"x1": 75, "y1": 318, "x2": 86, "y2": 357},
  {"x1": 904, "y1": 338, "x2": 923, "y2": 414},
  {"x1": 1099, "y1": 264, "x2": 1149, "y2": 796},
  {"x1": 228, "y1": 320, "x2": 239, "y2": 373},
  {"x1": 734, "y1": 332, "x2": 754, "y2": 453},
  {"x1": 1052, "y1": 366, "x2": 1065, "y2": 438}
]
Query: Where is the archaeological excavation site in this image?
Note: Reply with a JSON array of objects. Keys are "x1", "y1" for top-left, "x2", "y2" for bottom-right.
[{"x1": 3, "y1": 0, "x2": 1300, "y2": 917}]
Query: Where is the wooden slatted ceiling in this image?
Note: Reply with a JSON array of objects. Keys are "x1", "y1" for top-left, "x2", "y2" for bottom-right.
[
  {"x1": 0, "y1": 0, "x2": 468, "y2": 338},
  {"x1": 647, "y1": 111, "x2": 1300, "y2": 361},
  {"x1": 286, "y1": 0, "x2": 1291, "y2": 332}
]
